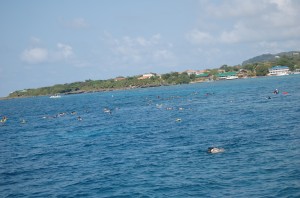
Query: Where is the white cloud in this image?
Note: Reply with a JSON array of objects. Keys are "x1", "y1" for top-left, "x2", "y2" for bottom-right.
[
  {"x1": 108, "y1": 34, "x2": 172, "y2": 63},
  {"x1": 181, "y1": 0, "x2": 300, "y2": 68},
  {"x1": 186, "y1": 29, "x2": 214, "y2": 45},
  {"x1": 206, "y1": 0, "x2": 267, "y2": 18},
  {"x1": 188, "y1": 0, "x2": 300, "y2": 46},
  {"x1": 153, "y1": 49, "x2": 174, "y2": 61},
  {"x1": 21, "y1": 47, "x2": 48, "y2": 64},
  {"x1": 21, "y1": 39, "x2": 73, "y2": 64},
  {"x1": 55, "y1": 43, "x2": 73, "y2": 59},
  {"x1": 219, "y1": 22, "x2": 257, "y2": 44}
]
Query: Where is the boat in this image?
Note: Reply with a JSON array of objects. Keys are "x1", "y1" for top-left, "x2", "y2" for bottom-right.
[
  {"x1": 268, "y1": 66, "x2": 290, "y2": 76},
  {"x1": 226, "y1": 76, "x2": 238, "y2": 80},
  {"x1": 50, "y1": 94, "x2": 61, "y2": 98}
]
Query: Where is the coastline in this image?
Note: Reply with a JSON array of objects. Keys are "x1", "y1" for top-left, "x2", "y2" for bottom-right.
[
  {"x1": 1, "y1": 83, "x2": 167, "y2": 100},
  {"x1": 3, "y1": 74, "x2": 298, "y2": 100}
]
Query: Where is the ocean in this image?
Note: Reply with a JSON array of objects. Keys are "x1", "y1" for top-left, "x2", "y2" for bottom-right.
[{"x1": 1, "y1": 75, "x2": 300, "y2": 197}]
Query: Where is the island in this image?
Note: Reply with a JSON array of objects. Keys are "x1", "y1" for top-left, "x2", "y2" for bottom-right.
[{"x1": 5, "y1": 51, "x2": 300, "y2": 99}]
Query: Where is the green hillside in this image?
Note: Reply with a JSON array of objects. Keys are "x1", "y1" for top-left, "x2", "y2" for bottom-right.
[
  {"x1": 6, "y1": 51, "x2": 300, "y2": 98},
  {"x1": 242, "y1": 51, "x2": 300, "y2": 65}
]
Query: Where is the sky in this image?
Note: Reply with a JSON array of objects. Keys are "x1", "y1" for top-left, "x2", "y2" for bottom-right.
[{"x1": 0, "y1": 0, "x2": 300, "y2": 97}]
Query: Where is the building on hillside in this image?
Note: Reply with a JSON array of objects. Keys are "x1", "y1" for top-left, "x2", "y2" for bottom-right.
[
  {"x1": 194, "y1": 73, "x2": 211, "y2": 82},
  {"x1": 196, "y1": 73, "x2": 210, "y2": 78},
  {"x1": 218, "y1": 69, "x2": 226, "y2": 73},
  {"x1": 268, "y1": 66, "x2": 289, "y2": 76},
  {"x1": 184, "y1": 70, "x2": 197, "y2": 75},
  {"x1": 138, "y1": 73, "x2": 158, "y2": 80},
  {"x1": 185, "y1": 69, "x2": 208, "y2": 76},
  {"x1": 196, "y1": 70, "x2": 208, "y2": 75},
  {"x1": 114, "y1": 77, "x2": 126, "y2": 81}
]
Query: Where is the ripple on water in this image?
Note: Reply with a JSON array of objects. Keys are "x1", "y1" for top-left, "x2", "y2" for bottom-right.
[{"x1": 1, "y1": 75, "x2": 300, "y2": 197}]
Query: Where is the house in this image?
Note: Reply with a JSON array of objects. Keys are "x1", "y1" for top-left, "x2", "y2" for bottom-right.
[
  {"x1": 196, "y1": 73, "x2": 210, "y2": 78},
  {"x1": 194, "y1": 72, "x2": 211, "y2": 82},
  {"x1": 268, "y1": 66, "x2": 289, "y2": 76},
  {"x1": 138, "y1": 73, "x2": 157, "y2": 80},
  {"x1": 185, "y1": 69, "x2": 208, "y2": 76},
  {"x1": 114, "y1": 77, "x2": 126, "y2": 81},
  {"x1": 184, "y1": 70, "x2": 198, "y2": 75},
  {"x1": 196, "y1": 70, "x2": 208, "y2": 75}
]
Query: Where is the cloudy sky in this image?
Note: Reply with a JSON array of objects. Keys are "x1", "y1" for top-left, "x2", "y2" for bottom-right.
[{"x1": 0, "y1": 0, "x2": 299, "y2": 97}]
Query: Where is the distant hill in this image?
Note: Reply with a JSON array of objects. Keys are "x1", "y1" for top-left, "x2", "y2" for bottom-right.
[
  {"x1": 5, "y1": 50, "x2": 300, "y2": 99},
  {"x1": 242, "y1": 51, "x2": 300, "y2": 65}
]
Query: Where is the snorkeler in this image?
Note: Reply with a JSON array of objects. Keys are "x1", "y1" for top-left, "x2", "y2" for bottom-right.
[
  {"x1": 207, "y1": 147, "x2": 225, "y2": 154},
  {"x1": 0, "y1": 116, "x2": 7, "y2": 123}
]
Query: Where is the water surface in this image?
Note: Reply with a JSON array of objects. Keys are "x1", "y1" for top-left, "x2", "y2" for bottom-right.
[{"x1": 1, "y1": 75, "x2": 300, "y2": 197}]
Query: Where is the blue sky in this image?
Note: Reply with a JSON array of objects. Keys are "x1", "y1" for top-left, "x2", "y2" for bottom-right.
[{"x1": 1, "y1": 0, "x2": 300, "y2": 97}]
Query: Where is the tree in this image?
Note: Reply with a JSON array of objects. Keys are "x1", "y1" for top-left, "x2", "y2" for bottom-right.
[
  {"x1": 161, "y1": 73, "x2": 171, "y2": 80},
  {"x1": 220, "y1": 64, "x2": 228, "y2": 71},
  {"x1": 243, "y1": 64, "x2": 255, "y2": 72},
  {"x1": 176, "y1": 73, "x2": 190, "y2": 84},
  {"x1": 256, "y1": 65, "x2": 269, "y2": 76},
  {"x1": 190, "y1": 74, "x2": 196, "y2": 80}
]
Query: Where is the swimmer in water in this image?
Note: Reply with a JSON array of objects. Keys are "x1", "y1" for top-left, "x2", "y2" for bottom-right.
[
  {"x1": 175, "y1": 118, "x2": 182, "y2": 122},
  {"x1": 0, "y1": 116, "x2": 7, "y2": 123},
  {"x1": 207, "y1": 147, "x2": 225, "y2": 154}
]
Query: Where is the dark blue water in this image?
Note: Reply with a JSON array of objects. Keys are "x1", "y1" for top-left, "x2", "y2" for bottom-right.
[{"x1": 1, "y1": 75, "x2": 300, "y2": 197}]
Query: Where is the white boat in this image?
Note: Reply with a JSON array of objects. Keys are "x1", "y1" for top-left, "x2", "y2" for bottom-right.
[
  {"x1": 50, "y1": 94, "x2": 61, "y2": 98},
  {"x1": 276, "y1": 73, "x2": 289, "y2": 76},
  {"x1": 226, "y1": 76, "x2": 238, "y2": 80}
]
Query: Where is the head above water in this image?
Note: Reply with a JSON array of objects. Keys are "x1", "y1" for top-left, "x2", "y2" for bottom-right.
[{"x1": 207, "y1": 147, "x2": 224, "y2": 153}]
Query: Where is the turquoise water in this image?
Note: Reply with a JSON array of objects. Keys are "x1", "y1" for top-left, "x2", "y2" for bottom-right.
[{"x1": 1, "y1": 75, "x2": 300, "y2": 197}]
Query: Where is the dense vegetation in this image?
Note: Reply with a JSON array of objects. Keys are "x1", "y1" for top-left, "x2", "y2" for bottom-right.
[
  {"x1": 221, "y1": 51, "x2": 300, "y2": 76},
  {"x1": 8, "y1": 72, "x2": 194, "y2": 98},
  {"x1": 242, "y1": 51, "x2": 300, "y2": 65},
  {"x1": 7, "y1": 51, "x2": 300, "y2": 98}
]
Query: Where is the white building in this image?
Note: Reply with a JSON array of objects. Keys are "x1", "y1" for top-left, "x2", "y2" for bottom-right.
[
  {"x1": 268, "y1": 66, "x2": 289, "y2": 76},
  {"x1": 138, "y1": 73, "x2": 157, "y2": 79}
]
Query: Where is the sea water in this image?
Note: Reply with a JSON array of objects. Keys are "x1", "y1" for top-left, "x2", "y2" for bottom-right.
[{"x1": 1, "y1": 75, "x2": 300, "y2": 197}]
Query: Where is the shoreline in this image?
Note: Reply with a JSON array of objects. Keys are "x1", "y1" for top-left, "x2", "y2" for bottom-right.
[
  {"x1": 0, "y1": 83, "x2": 168, "y2": 100},
  {"x1": 2, "y1": 75, "x2": 297, "y2": 100}
]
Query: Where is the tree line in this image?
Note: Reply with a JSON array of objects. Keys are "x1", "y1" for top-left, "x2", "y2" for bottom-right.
[
  {"x1": 8, "y1": 53, "x2": 300, "y2": 98},
  {"x1": 8, "y1": 72, "x2": 194, "y2": 98},
  {"x1": 221, "y1": 54, "x2": 300, "y2": 76}
]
